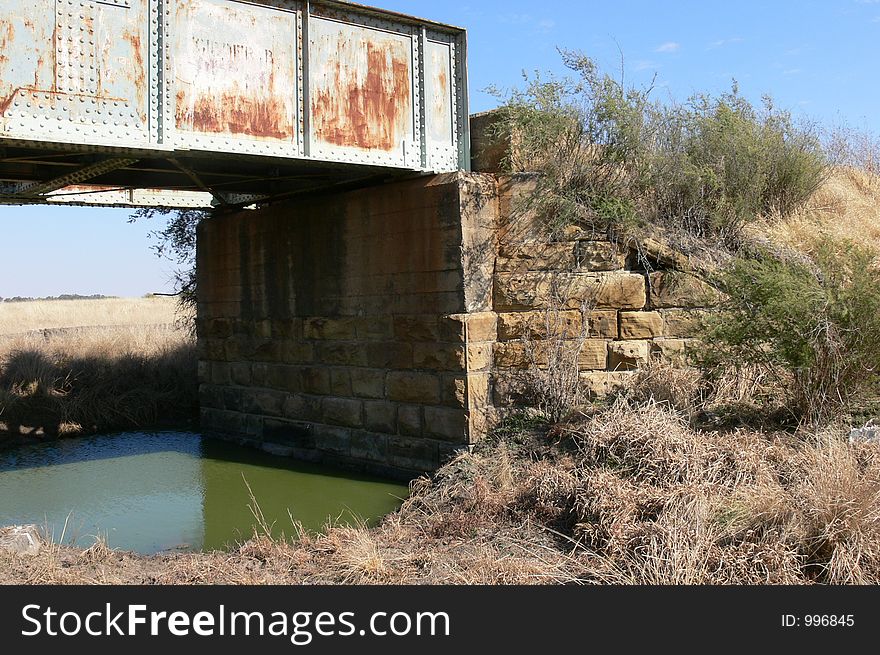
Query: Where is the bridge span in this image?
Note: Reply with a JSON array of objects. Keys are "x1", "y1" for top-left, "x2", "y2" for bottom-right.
[{"x1": 0, "y1": 0, "x2": 469, "y2": 208}]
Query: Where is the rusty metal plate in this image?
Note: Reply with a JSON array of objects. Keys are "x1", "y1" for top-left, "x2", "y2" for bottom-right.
[
  {"x1": 425, "y1": 38, "x2": 457, "y2": 171},
  {"x1": 0, "y1": 0, "x2": 151, "y2": 147},
  {"x1": 1, "y1": 0, "x2": 470, "y2": 206},
  {"x1": 309, "y1": 16, "x2": 415, "y2": 167},
  {"x1": 171, "y1": 0, "x2": 299, "y2": 156}
]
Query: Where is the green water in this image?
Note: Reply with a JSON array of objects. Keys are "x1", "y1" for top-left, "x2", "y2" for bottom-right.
[{"x1": 0, "y1": 432, "x2": 408, "y2": 554}]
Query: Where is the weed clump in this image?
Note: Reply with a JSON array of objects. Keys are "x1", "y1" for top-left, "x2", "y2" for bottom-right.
[{"x1": 491, "y1": 51, "x2": 828, "y2": 248}]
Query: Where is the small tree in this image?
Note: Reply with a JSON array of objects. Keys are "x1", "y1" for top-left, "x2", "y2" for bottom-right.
[
  {"x1": 702, "y1": 239, "x2": 880, "y2": 424},
  {"x1": 129, "y1": 208, "x2": 207, "y2": 320}
]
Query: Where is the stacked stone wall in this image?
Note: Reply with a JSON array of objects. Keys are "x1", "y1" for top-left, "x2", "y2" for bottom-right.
[
  {"x1": 490, "y1": 176, "x2": 720, "y2": 409},
  {"x1": 197, "y1": 174, "x2": 497, "y2": 479}
]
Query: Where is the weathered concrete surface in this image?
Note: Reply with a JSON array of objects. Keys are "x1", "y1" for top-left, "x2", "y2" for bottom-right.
[{"x1": 197, "y1": 173, "x2": 497, "y2": 479}]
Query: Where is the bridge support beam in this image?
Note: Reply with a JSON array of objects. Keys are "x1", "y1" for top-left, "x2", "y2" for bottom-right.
[{"x1": 196, "y1": 173, "x2": 498, "y2": 479}]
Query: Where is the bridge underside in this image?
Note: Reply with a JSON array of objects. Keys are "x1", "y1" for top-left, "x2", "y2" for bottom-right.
[{"x1": 0, "y1": 145, "x2": 417, "y2": 209}]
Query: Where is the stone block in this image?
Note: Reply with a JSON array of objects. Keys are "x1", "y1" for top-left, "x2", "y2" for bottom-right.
[
  {"x1": 580, "y1": 371, "x2": 636, "y2": 399},
  {"x1": 283, "y1": 394, "x2": 322, "y2": 423},
  {"x1": 439, "y1": 312, "x2": 498, "y2": 343},
  {"x1": 350, "y1": 368, "x2": 386, "y2": 399},
  {"x1": 608, "y1": 340, "x2": 652, "y2": 371},
  {"x1": 254, "y1": 320, "x2": 273, "y2": 339},
  {"x1": 245, "y1": 413, "x2": 264, "y2": 437},
  {"x1": 493, "y1": 339, "x2": 607, "y2": 371},
  {"x1": 653, "y1": 338, "x2": 697, "y2": 365},
  {"x1": 463, "y1": 312, "x2": 498, "y2": 343},
  {"x1": 313, "y1": 425, "x2": 351, "y2": 456},
  {"x1": 205, "y1": 318, "x2": 233, "y2": 339},
  {"x1": 497, "y1": 241, "x2": 576, "y2": 273},
  {"x1": 386, "y1": 372, "x2": 441, "y2": 404},
  {"x1": 201, "y1": 408, "x2": 247, "y2": 434},
  {"x1": 466, "y1": 343, "x2": 493, "y2": 371},
  {"x1": 364, "y1": 401, "x2": 397, "y2": 433},
  {"x1": 393, "y1": 315, "x2": 440, "y2": 342},
  {"x1": 230, "y1": 362, "x2": 252, "y2": 386},
  {"x1": 221, "y1": 386, "x2": 242, "y2": 412},
  {"x1": 197, "y1": 360, "x2": 210, "y2": 384},
  {"x1": 304, "y1": 317, "x2": 357, "y2": 340},
  {"x1": 318, "y1": 342, "x2": 369, "y2": 367},
  {"x1": 587, "y1": 310, "x2": 619, "y2": 338},
  {"x1": 661, "y1": 309, "x2": 709, "y2": 338},
  {"x1": 397, "y1": 405, "x2": 423, "y2": 436},
  {"x1": 494, "y1": 272, "x2": 646, "y2": 311},
  {"x1": 649, "y1": 271, "x2": 723, "y2": 309},
  {"x1": 322, "y1": 397, "x2": 363, "y2": 428},
  {"x1": 620, "y1": 311, "x2": 664, "y2": 339},
  {"x1": 424, "y1": 406, "x2": 469, "y2": 443},
  {"x1": 199, "y1": 383, "x2": 224, "y2": 410},
  {"x1": 301, "y1": 367, "x2": 331, "y2": 396},
  {"x1": 491, "y1": 372, "x2": 533, "y2": 407},
  {"x1": 282, "y1": 342, "x2": 314, "y2": 365},
  {"x1": 251, "y1": 340, "x2": 282, "y2": 363},
  {"x1": 366, "y1": 342, "x2": 413, "y2": 369},
  {"x1": 575, "y1": 241, "x2": 626, "y2": 271},
  {"x1": 330, "y1": 368, "x2": 352, "y2": 396},
  {"x1": 441, "y1": 373, "x2": 491, "y2": 409},
  {"x1": 272, "y1": 319, "x2": 301, "y2": 339},
  {"x1": 354, "y1": 316, "x2": 393, "y2": 341},
  {"x1": 388, "y1": 436, "x2": 438, "y2": 472},
  {"x1": 266, "y1": 364, "x2": 302, "y2": 393},
  {"x1": 210, "y1": 362, "x2": 231, "y2": 385},
  {"x1": 241, "y1": 389, "x2": 286, "y2": 417},
  {"x1": 350, "y1": 431, "x2": 389, "y2": 463},
  {"x1": 497, "y1": 310, "x2": 583, "y2": 341},
  {"x1": 412, "y1": 343, "x2": 466, "y2": 371}
]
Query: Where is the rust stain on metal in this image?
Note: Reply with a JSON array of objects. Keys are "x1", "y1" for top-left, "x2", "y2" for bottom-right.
[
  {"x1": 173, "y1": 2, "x2": 296, "y2": 142},
  {"x1": 176, "y1": 89, "x2": 292, "y2": 140},
  {"x1": 312, "y1": 41, "x2": 411, "y2": 151},
  {"x1": 0, "y1": 20, "x2": 12, "y2": 69},
  {"x1": 0, "y1": 92, "x2": 18, "y2": 117},
  {"x1": 123, "y1": 29, "x2": 147, "y2": 119}
]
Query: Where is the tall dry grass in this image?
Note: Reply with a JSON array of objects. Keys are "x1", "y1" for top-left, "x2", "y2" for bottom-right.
[
  {"x1": 4, "y1": 394, "x2": 877, "y2": 585},
  {"x1": 0, "y1": 297, "x2": 197, "y2": 441},
  {"x1": 0, "y1": 297, "x2": 184, "y2": 336},
  {"x1": 754, "y1": 168, "x2": 880, "y2": 258}
]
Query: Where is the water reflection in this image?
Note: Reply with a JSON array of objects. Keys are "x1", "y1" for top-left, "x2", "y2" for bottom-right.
[{"x1": 0, "y1": 432, "x2": 408, "y2": 554}]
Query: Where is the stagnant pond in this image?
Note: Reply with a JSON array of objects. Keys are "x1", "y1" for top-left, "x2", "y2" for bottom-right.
[{"x1": 0, "y1": 432, "x2": 408, "y2": 554}]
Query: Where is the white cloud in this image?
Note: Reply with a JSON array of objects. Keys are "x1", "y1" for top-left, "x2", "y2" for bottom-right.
[
  {"x1": 536, "y1": 18, "x2": 556, "y2": 33},
  {"x1": 783, "y1": 68, "x2": 802, "y2": 75},
  {"x1": 708, "y1": 37, "x2": 744, "y2": 49},
  {"x1": 497, "y1": 13, "x2": 532, "y2": 25},
  {"x1": 634, "y1": 60, "x2": 659, "y2": 71},
  {"x1": 655, "y1": 41, "x2": 680, "y2": 53}
]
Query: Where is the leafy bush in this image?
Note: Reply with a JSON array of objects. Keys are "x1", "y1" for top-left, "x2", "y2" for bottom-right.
[
  {"x1": 491, "y1": 52, "x2": 828, "y2": 247},
  {"x1": 702, "y1": 239, "x2": 880, "y2": 423}
]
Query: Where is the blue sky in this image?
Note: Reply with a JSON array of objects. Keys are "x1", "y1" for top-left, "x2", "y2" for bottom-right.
[{"x1": 2, "y1": 0, "x2": 878, "y2": 298}]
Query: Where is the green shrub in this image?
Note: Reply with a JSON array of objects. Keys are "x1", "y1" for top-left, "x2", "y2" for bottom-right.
[
  {"x1": 491, "y1": 52, "x2": 828, "y2": 247},
  {"x1": 702, "y1": 239, "x2": 880, "y2": 423}
]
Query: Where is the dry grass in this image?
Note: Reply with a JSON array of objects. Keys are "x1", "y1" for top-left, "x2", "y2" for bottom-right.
[
  {"x1": 0, "y1": 297, "x2": 197, "y2": 441},
  {"x1": 755, "y1": 168, "x2": 880, "y2": 257},
  {"x1": 4, "y1": 393, "x2": 879, "y2": 585},
  {"x1": 0, "y1": 296, "x2": 182, "y2": 335}
]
